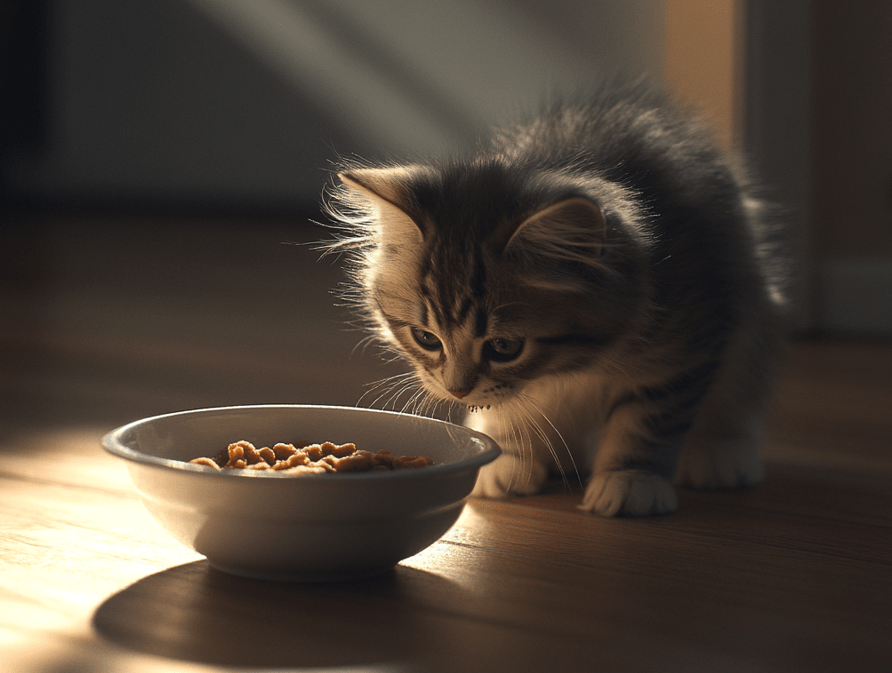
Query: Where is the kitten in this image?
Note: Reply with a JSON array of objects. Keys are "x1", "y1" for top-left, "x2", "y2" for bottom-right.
[{"x1": 322, "y1": 80, "x2": 787, "y2": 517}]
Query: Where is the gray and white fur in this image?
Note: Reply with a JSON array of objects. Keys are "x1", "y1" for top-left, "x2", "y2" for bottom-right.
[{"x1": 322, "y1": 80, "x2": 788, "y2": 517}]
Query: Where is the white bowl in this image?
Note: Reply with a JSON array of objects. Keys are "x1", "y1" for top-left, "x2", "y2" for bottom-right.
[{"x1": 102, "y1": 405, "x2": 499, "y2": 581}]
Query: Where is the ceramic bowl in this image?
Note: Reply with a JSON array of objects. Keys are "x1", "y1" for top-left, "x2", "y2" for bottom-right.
[{"x1": 102, "y1": 405, "x2": 499, "y2": 581}]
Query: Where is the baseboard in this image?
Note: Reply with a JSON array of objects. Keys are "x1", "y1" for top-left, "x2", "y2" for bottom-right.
[{"x1": 817, "y1": 258, "x2": 892, "y2": 335}]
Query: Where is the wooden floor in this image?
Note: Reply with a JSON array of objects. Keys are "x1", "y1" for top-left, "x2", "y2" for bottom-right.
[{"x1": 1, "y1": 213, "x2": 891, "y2": 672}]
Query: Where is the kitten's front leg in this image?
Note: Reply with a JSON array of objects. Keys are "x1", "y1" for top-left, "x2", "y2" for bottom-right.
[
  {"x1": 580, "y1": 392, "x2": 690, "y2": 517},
  {"x1": 471, "y1": 451, "x2": 550, "y2": 499},
  {"x1": 466, "y1": 410, "x2": 552, "y2": 499}
]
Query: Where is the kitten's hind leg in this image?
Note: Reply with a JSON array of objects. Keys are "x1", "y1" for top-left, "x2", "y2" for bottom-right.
[
  {"x1": 675, "y1": 319, "x2": 778, "y2": 490},
  {"x1": 675, "y1": 364, "x2": 769, "y2": 490},
  {"x1": 675, "y1": 414, "x2": 764, "y2": 490}
]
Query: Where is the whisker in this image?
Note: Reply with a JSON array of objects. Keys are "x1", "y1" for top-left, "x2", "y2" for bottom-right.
[
  {"x1": 401, "y1": 386, "x2": 428, "y2": 415},
  {"x1": 518, "y1": 391, "x2": 584, "y2": 490},
  {"x1": 528, "y1": 408, "x2": 573, "y2": 489},
  {"x1": 368, "y1": 376, "x2": 418, "y2": 411},
  {"x1": 387, "y1": 380, "x2": 423, "y2": 412},
  {"x1": 356, "y1": 372, "x2": 416, "y2": 408},
  {"x1": 498, "y1": 404, "x2": 531, "y2": 492},
  {"x1": 349, "y1": 334, "x2": 380, "y2": 359},
  {"x1": 425, "y1": 393, "x2": 449, "y2": 420}
]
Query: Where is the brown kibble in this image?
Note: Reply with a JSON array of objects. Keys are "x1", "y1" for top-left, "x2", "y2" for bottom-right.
[
  {"x1": 302, "y1": 444, "x2": 324, "y2": 462},
  {"x1": 373, "y1": 450, "x2": 395, "y2": 466},
  {"x1": 257, "y1": 447, "x2": 277, "y2": 465},
  {"x1": 323, "y1": 450, "x2": 375, "y2": 472},
  {"x1": 273, "y1": 452, "x2": 310, "y2": 469},
  {"x1": 227, "y1": 443, "x2": 247, "y2": 463},
  {"x1": 190, "y1": 440, "x2": 433, "y2": 474},
  {"x1": 280, "y1": 464, "x2": 331, "y2": 475},
  {"x1": 323, "y1": 442, "x2": 357, "y2": 458},
  {"x1": 191, "y1": 457, "x2": 221, "y2": 470},
  {"x1": 392, "y1": 456, "x2": 434, "y2": 469},
  {"x1": 309, "y1": 460, "x2": 337, "y2": 473},
  {"x1": 272, "y1": 443, "x2": 298, "y2": 460},
  {"x1": 243, "y1": 443, "x2": 266, "y2": 465}
]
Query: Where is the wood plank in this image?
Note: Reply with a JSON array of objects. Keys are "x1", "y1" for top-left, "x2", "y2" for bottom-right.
[
  {"x1": 2, "y1": 442, "x2": 890, "y2": 671},
  {"x1": 2, "y1": 214, "x2": 891, "y2": 671}
]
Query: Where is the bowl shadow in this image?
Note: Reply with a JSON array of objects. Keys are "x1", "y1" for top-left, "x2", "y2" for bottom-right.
[{"x1": 93, "y1": 559, "x2": 461, "y2": 669}]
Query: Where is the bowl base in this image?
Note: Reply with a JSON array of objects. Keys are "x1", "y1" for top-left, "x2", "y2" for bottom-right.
[{"x1": 208, "y1": 561, "x2": 397, "y2": 583}]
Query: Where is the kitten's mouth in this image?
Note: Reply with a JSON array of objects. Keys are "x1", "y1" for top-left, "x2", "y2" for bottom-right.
[{"x1": 466, "y1": 405, "x2": 492, "y2": 413}]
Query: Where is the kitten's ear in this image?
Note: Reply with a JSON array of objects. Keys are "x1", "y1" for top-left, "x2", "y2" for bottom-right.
[
  {"x1": 338, "y1": 167, "x2": 425, "y2": 245},
  {"x1": 506, "y1": 198, "x2": 606, "y2": 265}
]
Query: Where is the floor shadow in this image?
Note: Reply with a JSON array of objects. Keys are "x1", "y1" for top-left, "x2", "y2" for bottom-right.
[{"x1": 93, "y1": 560, "x2": 458, "y2": 668}]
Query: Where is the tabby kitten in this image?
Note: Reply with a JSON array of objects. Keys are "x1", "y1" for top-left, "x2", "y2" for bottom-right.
[{"x1": 324, "y1": 80, "x2": 786, "y2": 517}]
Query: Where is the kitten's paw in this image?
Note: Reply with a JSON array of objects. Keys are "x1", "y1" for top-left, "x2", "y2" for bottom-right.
[
  {"x1": 471, "y1": 454, "x2": 548, "y2": 499},
  {"x1": 579, "y1": 470, "x2": 677, "y2": 517},
  {"x1": 676, "y1": 440, "x2": 763, "y2": 490}
]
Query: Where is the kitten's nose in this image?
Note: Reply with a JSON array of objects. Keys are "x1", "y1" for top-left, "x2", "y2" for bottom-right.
[{"x1": 449, "y1": 389, "x2": 470, "y2": 399}]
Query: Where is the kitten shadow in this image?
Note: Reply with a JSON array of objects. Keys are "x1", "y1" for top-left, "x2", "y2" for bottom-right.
[{"x1": 92, "y1": 560, "x2": 458, "y2": 668}]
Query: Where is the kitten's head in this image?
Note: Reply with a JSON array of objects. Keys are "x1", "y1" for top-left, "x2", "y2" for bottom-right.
[{"x1": 325, "y1": 159, "x2": 651, "y2": 411}]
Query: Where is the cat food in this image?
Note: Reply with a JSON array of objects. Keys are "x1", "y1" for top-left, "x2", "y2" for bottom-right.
[{"x1": 190, "y1": 440, "x2": 433, "y2": 474}]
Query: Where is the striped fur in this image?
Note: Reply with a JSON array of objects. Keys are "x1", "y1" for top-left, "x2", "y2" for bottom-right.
[{"x1": 322, "y1": 80, "x2": 788, "y2": 517}]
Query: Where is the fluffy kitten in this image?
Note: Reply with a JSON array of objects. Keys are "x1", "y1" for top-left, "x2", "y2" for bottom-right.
[{"x1": 323, "y1": 80, "x2": 787, "y2": 517}]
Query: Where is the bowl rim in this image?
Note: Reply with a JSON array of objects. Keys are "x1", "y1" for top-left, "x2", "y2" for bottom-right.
[{"x1": 101, "y1": 404, "x2": 500, "y2": 481}]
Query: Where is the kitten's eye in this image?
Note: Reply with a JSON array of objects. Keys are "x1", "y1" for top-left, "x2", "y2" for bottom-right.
[
  {"x1": 411, "y1": 328, "x2": 442, "y2": 351},
  {"x1": 484, "y1": 337, "x2": 524, "y2": 362}
]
